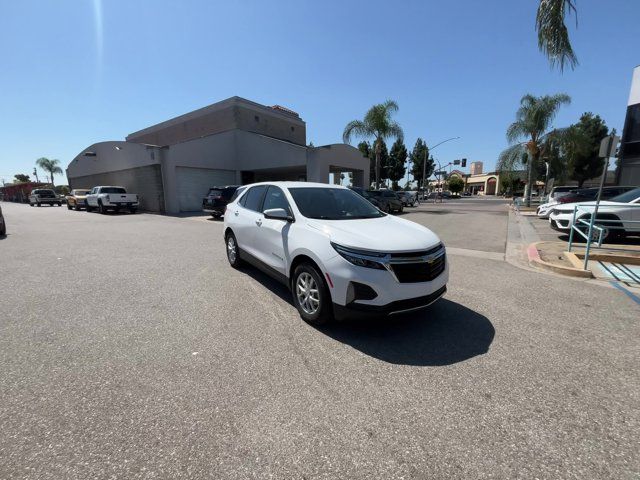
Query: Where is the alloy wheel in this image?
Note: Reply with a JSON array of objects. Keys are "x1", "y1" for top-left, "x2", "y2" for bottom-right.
[
  {"x1": 227, "y1": 235, "x2": 237, "y2": 263},
  {"x1": 296, "y1": 272, "x2": 320, "y2": 315}
]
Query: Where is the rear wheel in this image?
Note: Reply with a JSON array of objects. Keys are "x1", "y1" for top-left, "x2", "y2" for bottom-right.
[
  {"x1": 98, "y1": 201, "x2": 108, "y2": 214},
  {"x1": 37, "y1": 202, "x2": 41, "y2": 207},
  {"x1": 225, "y1": 232, "x2": 243, "y2": 269},
  {"x1": 130, "y1": 208, "x2": 137, "y2": 214},
  {"x1": 399, "y1": 205, "x2": 404, "y2": 213},
  {"x1": 57, "y1": 203, "x2": 62, "y2": 207},
  {"x1": 292, "y1": 263, "x2": 333, "y2": 325}
]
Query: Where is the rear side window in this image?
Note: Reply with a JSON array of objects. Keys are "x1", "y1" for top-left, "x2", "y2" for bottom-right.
[
  {"x1": 223, "y1": 187, "x2": 239, "y2": 200},
  {"x1": 230, "y1": 187, "x2": 246, "y2": 203},
  {"x1": 384, "y1": 191, "x2": 395, "y2": 197},
  {"x1": 242, "y1": 185, "x2": 267, "y2": 211}
]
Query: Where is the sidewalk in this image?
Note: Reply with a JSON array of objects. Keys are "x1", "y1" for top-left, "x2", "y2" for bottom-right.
[{"x1": 506, "y1": 206, "x2": 640, "y2": 300}]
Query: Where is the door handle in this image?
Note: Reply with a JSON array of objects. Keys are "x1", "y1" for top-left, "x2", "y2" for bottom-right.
[
  {"x1": 234, "y1": 210, "x2": 239, "y2": 216},
  {"x1": 255, "y1": 219, "x2": 262, "y2": 226}
]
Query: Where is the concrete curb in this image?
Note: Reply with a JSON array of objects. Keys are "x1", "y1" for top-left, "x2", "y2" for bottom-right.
[{"x1": 527, "y1": 242, "x2": 593, "y2": 278}]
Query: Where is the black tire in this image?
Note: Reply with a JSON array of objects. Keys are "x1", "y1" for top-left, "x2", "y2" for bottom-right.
[
  {"x1": 37, "y1": 202, "x2": 41, "y2": 207},
  {"x1": 0, "y1": 224, "x2": 5, "y2": 236},
  {"x1": 86, "y1": 205, "x2": 93, "y2": 212},
  {"x1": 385, "y1": 204, "x2": 391, "y2": 214},
  {"x1": 291, "y1": 262, "x2": 333, "y2": 325},
  {"x1": 75, "y1": 204, "x2": 81, "y2": 211},
  {"x1": 130, "y1": 208, "x2": 137, "y2": 214},
  {"x1": 399, "y1": 205, "x2": 404, "y2": 213},
  {"x1": 225, "y1": 231, "x2": 243, "y2": 269},
  {"x1": 29, "y1": 203, "x2": 34, "y2": 207},
  {"x1": 98, "y1": 201, "x2": 108, "y2": 215},
  {"x1": 67, "y1": 204, "x2": 72, "y2": 210},
  {"x1": 57, "y1": 203, "x2": 62, "y2": 207}
]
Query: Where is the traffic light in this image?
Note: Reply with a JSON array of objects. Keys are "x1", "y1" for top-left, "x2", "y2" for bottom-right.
[
  {"x1": 453, "y1": 160, "x2": 460, "y2": 165},
  {"x1": 461, "y1": 158, "x2": 467, "y2": 168}
]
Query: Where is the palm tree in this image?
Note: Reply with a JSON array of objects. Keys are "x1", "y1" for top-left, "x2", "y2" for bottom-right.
[
  {"x1": 36, "y1": 158, "x2": 63, "y2": 187},
  {"x1": 343, "y1": 100, "x2": 403, "y2": 189},
  {"x1": 536, "y1": 0, "x2": 578, "y2": 71},
  {"x1": 497, "y1": 93, "x2": 571, "y2": 207}
]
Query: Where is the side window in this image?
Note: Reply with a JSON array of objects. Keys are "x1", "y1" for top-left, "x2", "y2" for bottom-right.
[
  {"x1": 242, "y1": 185, "x2": 267, "y2": 212},
  {"x1": 230, "y1": 187, "x2": 246, "y2": 203},
  {"x1": 384, "y1": 191, "x2": 395, "y2": 198},
  {"x1": 262, "y1": 186, "x2": 291, "y2": 213}
]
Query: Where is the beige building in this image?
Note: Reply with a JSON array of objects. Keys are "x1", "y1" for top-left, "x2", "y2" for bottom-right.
[{"x1": 66, "y1": 97, "x2": 369, "y2": 213}]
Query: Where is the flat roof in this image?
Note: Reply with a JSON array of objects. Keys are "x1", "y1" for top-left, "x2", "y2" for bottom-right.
[{"x1": 127, "y1": 96, "x2": 305, "y2": 140}]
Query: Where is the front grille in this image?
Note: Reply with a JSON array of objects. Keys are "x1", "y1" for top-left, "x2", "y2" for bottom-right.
[
  {"x1": 390, "y1": 243, "x2": 442, "y2": 258},
  {"x1": 390, "y1": 253, "x2": 446, "y2": 283}
]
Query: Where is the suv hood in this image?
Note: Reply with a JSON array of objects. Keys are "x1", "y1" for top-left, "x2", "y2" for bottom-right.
[{"x1": 307, "y1": 214, "x2": 441, "y2": 253}]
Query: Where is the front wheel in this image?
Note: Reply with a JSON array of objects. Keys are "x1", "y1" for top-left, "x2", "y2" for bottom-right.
[
  {"x1": 398, "y1": 205, "x2": 404, "y2": 213},
  {"x1": 130, "y1": 208, "x2": 137, "y2": 214},
  {"x1": 57, "y1": 203, "x2": 62, "y2": 207},
  {"x1": 67, "y1": 204, "x2": 72, "y2": 210},
  {"x1": 292, "y1": 263, "x2": 333, "y2": 325},
  {"x1": 225, "y1": 232, "x2": 244, "y2": 269}
]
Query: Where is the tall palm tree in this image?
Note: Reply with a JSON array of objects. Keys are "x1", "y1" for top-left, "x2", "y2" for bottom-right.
[
  {"x1": 36, "y1": 157, "x2": 63, "y2": 187},
  {"x1": 343, "y1": 100, "x2": 403, "y2": 189},
  {"x1": 497, "y1": 93, "x2": 571, "y2": 207},
  {"x1": 536, "y1": 0, "x2": 578, "y2": 71}
]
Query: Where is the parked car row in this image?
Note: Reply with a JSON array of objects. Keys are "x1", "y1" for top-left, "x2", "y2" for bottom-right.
[
  {"x1": 349, "y1": 187, "x2": 417, "y2": 213},
  {"x1": 66, "y1": 186, "x2": 139, "y2": 214},
  {"x1": 537, "y1": 185, "x2": 636, "y2": 219},
  {"x1": 545, "y1": 186, "x2": 640, "y2": 242}
]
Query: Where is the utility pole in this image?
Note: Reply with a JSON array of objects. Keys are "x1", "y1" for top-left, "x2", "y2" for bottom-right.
[{"x1": 33, "y1": 168, "x2": 39, "y2": 183}]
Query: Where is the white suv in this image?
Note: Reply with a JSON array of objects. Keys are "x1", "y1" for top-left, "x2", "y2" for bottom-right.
[{"x1": 223, "y1": 182, "x2": 448, "y2": 324}]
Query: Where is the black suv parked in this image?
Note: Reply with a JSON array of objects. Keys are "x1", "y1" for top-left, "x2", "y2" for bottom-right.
[{"x1": 202, "y1": 186, "x2": 240, "y2": 218}]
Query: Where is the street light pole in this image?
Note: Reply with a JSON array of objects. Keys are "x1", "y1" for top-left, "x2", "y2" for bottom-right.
[{"x1": 421, "y1": 136, "x2": 461, "y2": 199}]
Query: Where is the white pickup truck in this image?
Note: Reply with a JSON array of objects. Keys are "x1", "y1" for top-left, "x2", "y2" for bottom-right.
[{"x1": 86, "y1": 186, "x2": 139, "y2": 214}]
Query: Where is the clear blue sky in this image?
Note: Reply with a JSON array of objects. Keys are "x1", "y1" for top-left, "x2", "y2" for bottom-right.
[{"x1": 1, "y1": 0, "x2": 638, "y2": 185}]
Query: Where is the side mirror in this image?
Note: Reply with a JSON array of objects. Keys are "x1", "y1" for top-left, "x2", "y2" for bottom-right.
[{"x1": 263, "y1": 208, "x2": 293, "y2": 222}]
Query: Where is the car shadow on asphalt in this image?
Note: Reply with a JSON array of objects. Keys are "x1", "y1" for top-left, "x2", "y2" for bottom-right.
[
  {"x1": 320, "y1": 300, "x2": 494, "y2": 366},
  {"x1": 241, "y1": 266, "x2": 495, "y2": 367}
]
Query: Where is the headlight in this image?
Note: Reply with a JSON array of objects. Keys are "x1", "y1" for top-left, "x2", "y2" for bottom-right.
[{"x1": 331, "y1": 242, "x2": 386, "y2": 270}]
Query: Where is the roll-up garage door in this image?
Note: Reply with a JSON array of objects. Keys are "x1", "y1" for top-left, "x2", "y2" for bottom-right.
[{"x1": 176, "y1": 167, "x2": 237, "y2": 212}]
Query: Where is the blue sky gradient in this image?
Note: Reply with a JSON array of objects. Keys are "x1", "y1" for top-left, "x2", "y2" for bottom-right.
[{"x1": 1, "y1": 0, "x2": 638, "y2": 184}]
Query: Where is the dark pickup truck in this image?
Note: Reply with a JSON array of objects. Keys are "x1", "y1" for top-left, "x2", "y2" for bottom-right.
[{"x1": 202, "y1": 186, "x2": 240, "y2": 218}]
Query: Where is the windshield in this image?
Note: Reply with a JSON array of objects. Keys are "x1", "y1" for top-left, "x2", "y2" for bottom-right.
[
  {"x1": 101, "y1": 187, "x2": 126, "y2": 194},
  {"x1": 208, "y1": 189, "x2": 223, "y2": 196},
  {"x1": 609, "y1": 187, "x2": 640, "y2": 203},
  {"x1": 74, "y1": 190, "x2": 90, "y2": 195},
  {"x1": 288, "y1": 187, "x2": 385, "y2": 220}
]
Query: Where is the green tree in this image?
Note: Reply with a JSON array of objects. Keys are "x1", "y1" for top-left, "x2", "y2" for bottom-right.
[
  {"x1": 410, "y1": 138, "x2": 433, "y2": 190},
  {"x1": 536, "y1": 0, "x2": 578, "y2": 71},
  {"x1": 497, "y1": 93, "x2": 571, "y2": 207},
  {"x1": 387, "y1": 139, "x2": 407, "y2": 190},
  {"x1": 565, "y1": 113, "x2": 610, "y2": 187},
  {"x1": 448, "y1": 176, "x2": 465, "y2": 195},
  {"x1": 343, "y1": 100, "x2": 403, "y2": 189},
  {"x1": 14, "y1": 174, "x2": 30, "y2": 183},
  {"x1": 35, "y1": 157, "x2": 63, "y2": 186}
]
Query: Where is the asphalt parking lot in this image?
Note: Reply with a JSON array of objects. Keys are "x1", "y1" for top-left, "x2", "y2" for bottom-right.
[{"x1": 1, "y1": 200, "x2": 639, "y2": 479}]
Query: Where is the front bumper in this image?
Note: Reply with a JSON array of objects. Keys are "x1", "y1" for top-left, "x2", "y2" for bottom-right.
[
  {"x1": 323, "y1": 252, "x2": 449, "y2": 318},
  {"x1": 333, "y1": 285, "x2": 447, "y2": 320},
  {"x1": 549, "y1": 215, "x2": 571, "y2": 231}
]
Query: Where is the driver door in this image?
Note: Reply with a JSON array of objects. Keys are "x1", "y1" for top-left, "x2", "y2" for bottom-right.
[{"x1": 254, "y1": 185, "x2": 292, "y2": 276}]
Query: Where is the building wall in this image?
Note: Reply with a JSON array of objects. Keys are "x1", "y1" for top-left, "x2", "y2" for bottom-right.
[
  {"x1": 617, "y1": 66, "x2": 640, "y2": 185},
  {"x1": 69, "y1": 164, "x2": 165, "y2": 212},
  {"x1": 126, "y1": 97, "x2": 306, "y2": 147}
]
